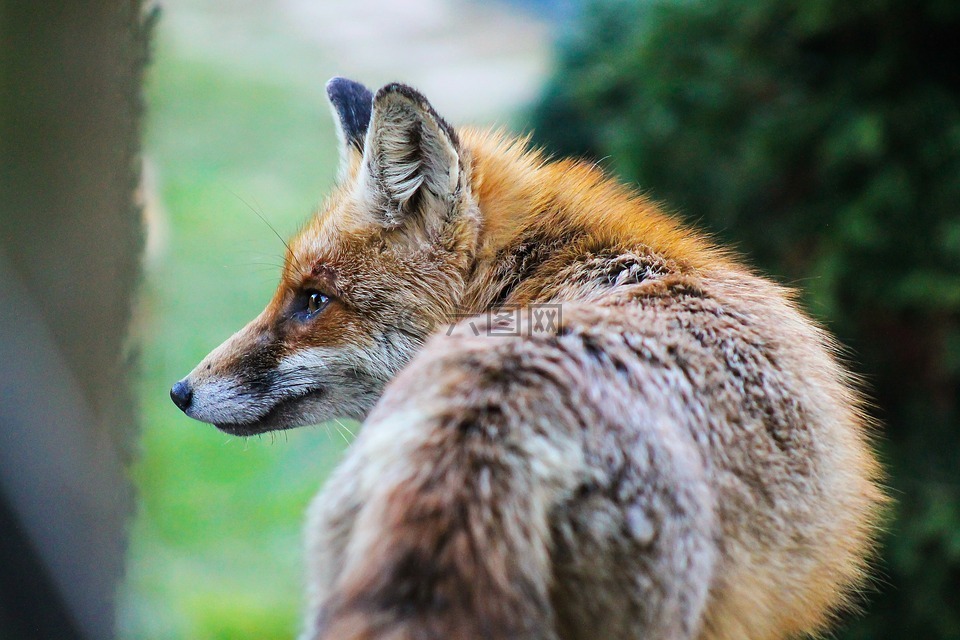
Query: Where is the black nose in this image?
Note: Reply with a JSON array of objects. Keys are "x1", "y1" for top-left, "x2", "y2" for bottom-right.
[{"x1": 170, "y1": 379, "x2": 193, "y2": 412}]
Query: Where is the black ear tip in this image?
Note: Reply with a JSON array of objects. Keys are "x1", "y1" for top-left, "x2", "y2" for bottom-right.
[
  {"x1": 325, "y1": 76, "x2": 348, "y2": 97},
  {"x1": 327, "y1": 77, "x2": 374, "y2": 149},
  {"x1": 326, "y1": 77, "x2": 373, "y2": 104},
  {"x1": 375, "y1": 82, "x2": 427, "y2": 106}
]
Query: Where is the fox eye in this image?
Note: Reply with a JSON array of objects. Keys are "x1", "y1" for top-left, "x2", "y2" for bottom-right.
[{"x1": 306, "y1": 292, "x2": 330, "y2": 316}]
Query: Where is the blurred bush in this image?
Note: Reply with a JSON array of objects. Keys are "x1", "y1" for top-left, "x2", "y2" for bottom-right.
[{"x1": 530, "y1": 0, "x2": 960, "y2": 637}]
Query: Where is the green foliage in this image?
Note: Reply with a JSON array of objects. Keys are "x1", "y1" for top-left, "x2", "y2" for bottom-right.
[{"x1": 530, "y1": 0, "x2": 960, "y2": 636}]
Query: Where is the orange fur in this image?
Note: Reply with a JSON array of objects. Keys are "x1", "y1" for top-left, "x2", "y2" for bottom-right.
[{"x1": 173, "y1": 80, "x2": 884, "y2": 640}]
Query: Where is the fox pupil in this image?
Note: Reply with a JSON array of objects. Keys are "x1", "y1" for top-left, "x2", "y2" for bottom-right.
[{"x1": 307, "y1": 292, "x2": 328, "y2": 316}]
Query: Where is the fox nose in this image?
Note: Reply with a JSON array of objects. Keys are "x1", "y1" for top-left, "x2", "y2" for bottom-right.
[{"x1": 170, "y1": 379, "x2": 193, "y2": 412}]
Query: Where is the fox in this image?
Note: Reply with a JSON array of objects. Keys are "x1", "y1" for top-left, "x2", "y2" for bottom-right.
[{"x1": 170, "y1": 77, "x2": 885, "y2": 640}]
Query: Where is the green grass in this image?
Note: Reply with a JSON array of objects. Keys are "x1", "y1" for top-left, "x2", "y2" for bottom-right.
[{"x1": 118, "y1": 17, "x2": 350, "y2": 640}]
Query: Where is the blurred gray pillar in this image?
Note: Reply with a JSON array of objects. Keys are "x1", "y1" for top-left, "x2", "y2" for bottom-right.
[{"x1": 0, "y1": 1, "x2": 152, "y2": 638}]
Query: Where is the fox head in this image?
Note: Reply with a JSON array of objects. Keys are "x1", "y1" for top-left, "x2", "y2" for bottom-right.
[{"x1": 170, "y1": 78, "x2": 481, "y2": 435}]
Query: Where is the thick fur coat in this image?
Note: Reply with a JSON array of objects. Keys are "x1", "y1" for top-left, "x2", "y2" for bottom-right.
[{"x1": 172, "y1": 78, "x2": 884, "y2": 640}]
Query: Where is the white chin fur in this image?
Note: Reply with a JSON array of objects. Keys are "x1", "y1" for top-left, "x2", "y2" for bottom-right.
[
  {"x1": 185, "y1": 346, "x2": 382, "y2": 434},
  {"x1": 185, "y1": 377, "x2": 269, "y2": 425}
]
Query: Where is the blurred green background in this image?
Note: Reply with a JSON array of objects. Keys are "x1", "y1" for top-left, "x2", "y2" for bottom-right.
[
  {"x1": 6, "y1": 0, "x2": 952, "y2": 637},
  {"x1": 117, "y1": 5, "x2": 347, "y2": 639}
]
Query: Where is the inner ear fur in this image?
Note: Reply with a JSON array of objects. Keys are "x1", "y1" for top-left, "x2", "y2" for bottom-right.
[{"x1": 363, "y1": 83, "x2": 461, "y2": 226}]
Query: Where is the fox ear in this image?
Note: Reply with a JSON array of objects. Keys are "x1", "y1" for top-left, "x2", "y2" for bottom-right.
[
  {"x1": 326, "y1": 77, "x2": 373, "y2": 176},
  {"x1": 362, "y1": 83, "x2": 461, "y2": 227}
]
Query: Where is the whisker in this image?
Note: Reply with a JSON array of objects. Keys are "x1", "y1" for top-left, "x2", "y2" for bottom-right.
[
  {"x1": 229, "y1": 190, "x2": 306, "y2": 275},
  {"x1": 334, "y1": 419, "x2": 356, "y2": 439},
  {"x1": 253, "y1": 194, "x2": 308, "y2": 276},
  {"x1": 332, "y1": 421, "x2": 351, "y2": 445}
]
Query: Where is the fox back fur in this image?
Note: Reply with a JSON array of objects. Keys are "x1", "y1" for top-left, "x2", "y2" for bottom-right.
[{"x1": 172, "y1": 78, "x2": 884, "y2": 640}]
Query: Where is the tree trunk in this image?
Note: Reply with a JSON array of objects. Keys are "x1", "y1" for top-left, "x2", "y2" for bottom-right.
[{"x1": 0, "y1": 1, "x2": 153, "y2": 638}]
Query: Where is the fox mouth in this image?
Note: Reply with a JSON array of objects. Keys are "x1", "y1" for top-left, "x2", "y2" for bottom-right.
[{"x1": 213, "y1": 388, "x2": 327, "y2": 436}]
